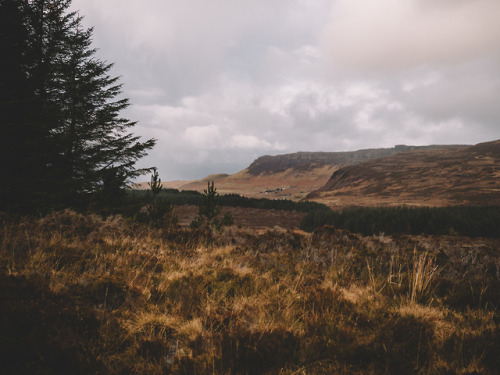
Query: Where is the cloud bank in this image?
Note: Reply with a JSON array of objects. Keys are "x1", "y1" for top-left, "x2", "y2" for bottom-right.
[{"x1": 72, "y1": 0, "x2": 500, "y2": 180}]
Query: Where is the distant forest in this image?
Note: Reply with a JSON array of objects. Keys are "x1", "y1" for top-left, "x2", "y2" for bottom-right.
[
  {"x1": 128, "y1": 189, "x2": 499, "y2": 238},
  {"x1": 301, "y1": 205, "x2": 500, "y2": 238},
  {"x1": 129, "y1": 188, "x2": 327, "y2": 213}
]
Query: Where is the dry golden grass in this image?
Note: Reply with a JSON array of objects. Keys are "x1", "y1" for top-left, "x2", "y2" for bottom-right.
[{"x1": 0, "y1": 210, "x2": 499, "y2": 374}]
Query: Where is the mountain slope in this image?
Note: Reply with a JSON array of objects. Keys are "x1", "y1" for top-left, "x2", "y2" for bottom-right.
[
  {"x1": 307, "y1": 140, "x2": 500, "y2": 208},
  {"x1": 246, "y1": 145, "x2": 450, "y2": 175},
  {"x1": 165, "y1": 145, "x2": 463, "y2": 200}
]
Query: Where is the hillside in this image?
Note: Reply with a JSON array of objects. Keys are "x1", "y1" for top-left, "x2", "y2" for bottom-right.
[
  {"x1": 246, "y1": 145, "x2": 452, "y2": 175},
  {"x1": 177, "y1": 166, "x2": 337, "y2": 201},
  {"x1": 162, "y1": 145, "x2": 463, "y2": 200},
  {"x1": 307, "y1": 140, "x2": 500, "y2": 208}
]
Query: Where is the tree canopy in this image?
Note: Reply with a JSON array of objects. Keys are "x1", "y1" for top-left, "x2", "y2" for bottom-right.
[{"x1": 0, "y1": 0, "x2": 155, "y2": 212}]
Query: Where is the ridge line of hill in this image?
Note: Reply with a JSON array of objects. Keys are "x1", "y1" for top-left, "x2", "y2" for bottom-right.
[
  {"x1": 139, "y1": 139, "x2": 498, "y2": 209},
  {"x1": 306, "y1": 139, "x2": 500, "y2": 208}
]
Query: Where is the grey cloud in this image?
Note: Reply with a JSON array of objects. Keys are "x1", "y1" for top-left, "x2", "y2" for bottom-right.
[
  {"x1": 402, "y1": 61, "x2": 500, "y2": 125},
  {"x1": 321, "y1": 0, "x2": 500, "y2": 74},
  {"x1": 71, "y1": 0, "x2": 500, "y2": 180},
  {"x1": 73, "y1": 0, "x2": 331, "y2": 99}
]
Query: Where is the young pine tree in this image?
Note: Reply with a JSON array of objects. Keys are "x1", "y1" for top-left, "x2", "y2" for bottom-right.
[
  {"x1": 191, "y1": 181, "x2": 233, "y2": 231},
  {"x1": 145, "y1": 168, "x2": 175, "y2": 228}
]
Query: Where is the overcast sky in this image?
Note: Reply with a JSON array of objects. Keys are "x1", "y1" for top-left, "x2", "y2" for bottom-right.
[{"x1": 71, "y1": 0, "x2": 500, "y2": 181}]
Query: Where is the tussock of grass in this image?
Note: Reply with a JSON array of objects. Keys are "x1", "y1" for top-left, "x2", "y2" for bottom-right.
[{"x1": 0, "y1": 211, "x2": 499, "y2": 374}]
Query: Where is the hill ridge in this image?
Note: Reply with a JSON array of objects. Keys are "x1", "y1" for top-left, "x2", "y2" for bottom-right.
[
  {"x1": 157, "y1": 143, "x2": 474, "y2": 202},
  {"x1": 247, "y1": 144, "x2": 464, "y2": 176},
  {"x1": 307, "y1": 139, "x2": 500, "y2": 208}
]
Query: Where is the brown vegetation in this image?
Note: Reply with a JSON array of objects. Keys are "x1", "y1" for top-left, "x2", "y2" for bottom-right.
[
  {"x1": 308, "y1": 140, "x2": 500, "y2": 209},
  {"x1": 150, "y1": 144, "x2": 467, "y2": 202},
  {"x1": 139, "y1": 141, "x2": 500, "y2": 210},
  {"x1": 168, "y1": 166, "x2": 339, "y2": 201},
  {"x1": 1, "y1": 210, "x2": 499, "y2": 374},
  {"x1": 174, "y1": 205, "x2": 306, "y2": 229}
]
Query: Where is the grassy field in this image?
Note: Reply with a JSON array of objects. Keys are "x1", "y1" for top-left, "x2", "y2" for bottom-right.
[{"x1": 1, "y1": 210, "x2": 499, "y2": 374}]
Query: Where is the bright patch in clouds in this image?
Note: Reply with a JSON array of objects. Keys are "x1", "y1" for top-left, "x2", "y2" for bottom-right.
[
  {"x1": 322, "y1": 0, "x2": 500, "y2": 72},
  {"x1": 71, "y1": 0, "x2": 500, "y2": 180},
  {"x1": 230, "y1": 135, "x2": 277, "y2": 150}
]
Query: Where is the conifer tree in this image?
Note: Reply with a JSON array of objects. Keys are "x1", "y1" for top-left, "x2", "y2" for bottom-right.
[
  {"x1": 199, "y1": 181, "x2": 222, "y2": 221},
  {"x1": 191, "y1": 181, "x2": 233, "y2": 231},
  {"x1": 0, "y1": 0, "x2": 49, "y2": 209},
  {"x1": 0, "y1": 0, "x2": 155, "y2": 211},
  {"x1": 145, "y1": 168, "x2": 175, "y2": 227}
]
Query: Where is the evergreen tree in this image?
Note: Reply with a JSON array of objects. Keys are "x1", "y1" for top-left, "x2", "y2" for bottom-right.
[
  {"x1": 0, "y1": 0, "x2": 155, "y2": 211},
  {"x1": 0, "y1": 0, "x2": 48, "y2": 210},
  {"x1": 191, "y1": 181, "x2": 233, "y2": 231},
  {"x1": 145, "y1": 168, "x2": 175, "y2": 228},
  {"x1": 199, "y1": 181, "x2": 222, "y2": 221}
]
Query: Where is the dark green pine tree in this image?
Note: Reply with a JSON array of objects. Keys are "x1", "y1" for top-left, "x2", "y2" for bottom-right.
[
  {"x1": 50, "y1": 8, "x2": 156, "y2": 207},
  {"x1": 0, "y1": 0, "x2": 50, "y2": 210},
  {"x1": 0, "y1": 0, "x2": 156, "y2": 211},
  {"x1": 199, "y1": 181, "x2": 222, "y2": 221}
]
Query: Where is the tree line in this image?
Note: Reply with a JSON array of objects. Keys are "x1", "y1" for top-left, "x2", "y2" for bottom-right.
[
  {"x1": 300, "y1": 205, "x2": 500, "y2": 238},
  {"x1": 130, "y1": 188, "x2": 328, "y2": 214},
  {"x1": 0, "y1": 0, "x2": 155, "y2": 212},
  {"x1": 129, "y1": 189, "x2": 500, "y2": 238}
]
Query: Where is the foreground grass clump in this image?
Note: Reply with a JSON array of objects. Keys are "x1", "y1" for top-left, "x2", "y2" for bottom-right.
[{"x1": 1, "y1": 211, "x2": 499, "y2": 374}]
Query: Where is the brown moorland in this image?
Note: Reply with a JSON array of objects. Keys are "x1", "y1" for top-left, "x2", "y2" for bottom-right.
[
  {"x1": 146, "y1": 145, "x2": 464, "y2": 202},
  {"x1": 173, "y1": 205, "x2": 306, "y2": 230},
  {"x1": 308, "y1": 140, "x2": 500, "y2": 209},
  {"x1": 1, "y1": 210, "x2": 499, "y2": 374}
]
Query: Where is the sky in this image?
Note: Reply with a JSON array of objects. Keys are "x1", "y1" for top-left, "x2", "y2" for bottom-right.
[{"x1": 71, "y1": 0, "x2": 500, "y2": 181}]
